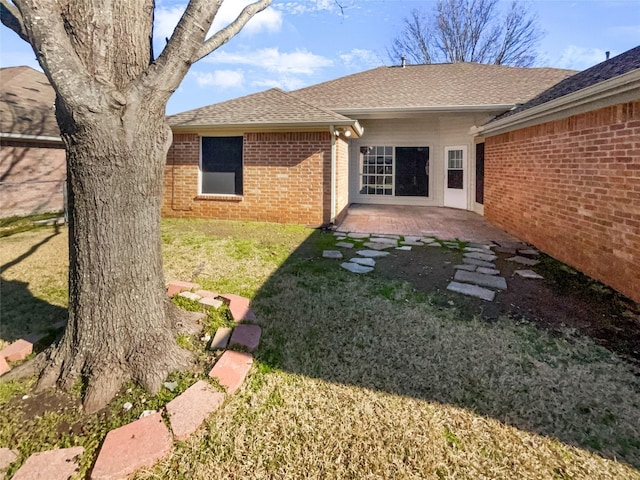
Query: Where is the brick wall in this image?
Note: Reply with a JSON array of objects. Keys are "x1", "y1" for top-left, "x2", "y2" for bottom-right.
[
  {"x1": 162, "y1": 131, "x2": 333, "y2": 225},
  {"x1": 485, "y1": 100, "x2": 640, "y2": 302},
  {"x1": 0, "y1": 139, "x2": 66, "y2": 218}
]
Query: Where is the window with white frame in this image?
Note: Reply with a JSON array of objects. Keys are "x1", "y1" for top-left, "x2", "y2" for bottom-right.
[
  {"x1": 359, "y1": 146, "x2": 393, "y2": 196},
  {"x1": 446, "y1": 148, "x2": 464, "y2": 189},
  {"x1": 201, "y1": 136, "x2": 243, "y2": 195}
]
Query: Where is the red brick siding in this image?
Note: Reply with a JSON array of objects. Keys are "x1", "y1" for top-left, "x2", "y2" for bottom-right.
[
  {"x1": 162, "y1": 131, "x2": 332, "y2": 225},
  {"x1": 0, "y1": 139, "x2": 66, "y2": 217},
  {"x1": 334, "y1": 136, "x2": 350, "y2": 223},
  {"x1": 485, "y1": 100, "x2": 640, "y2": 302}
]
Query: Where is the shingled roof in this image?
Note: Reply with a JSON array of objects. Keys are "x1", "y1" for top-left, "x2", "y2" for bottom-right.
[
  {"x1": 495, "y1": 45, "x2": 640, "y2": 120},
  {"x1": 169, "y1": 88, "x2": 357, "y2": 129},
  {"x1": 291, "y1": 63, "x2": 576, "y2": 112},
  {"x1": 0, "y1": 66, "x2": 60, "y2": 139}
]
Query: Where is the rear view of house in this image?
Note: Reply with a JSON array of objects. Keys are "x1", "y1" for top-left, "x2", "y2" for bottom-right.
[
  {"x1": 0, "y1": 66, "x2": 65, "y2": 218},
  {"x1": 163, "y1": 63, "x2": 574, "y2": 225}
]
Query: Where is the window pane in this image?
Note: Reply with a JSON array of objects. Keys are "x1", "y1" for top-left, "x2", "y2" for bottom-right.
[
  {"x1": 448, "y1": 170, "x2": 463, "y2": 189},
  {"x1": 201, "y1": 137, "x2": 243, "y2": 195}
]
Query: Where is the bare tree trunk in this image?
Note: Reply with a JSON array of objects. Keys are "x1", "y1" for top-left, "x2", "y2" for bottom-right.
[{"x1": 36, "y1": 95, "x2": 190, "y2": 413}]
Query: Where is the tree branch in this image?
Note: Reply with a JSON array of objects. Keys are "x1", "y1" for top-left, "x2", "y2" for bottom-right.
[
  {"x1": 0, "y1": 0, "x2": 28, "y2": 42},
  {"x1": 196, "y1": 0, "x2": 272, "y2": 61}
]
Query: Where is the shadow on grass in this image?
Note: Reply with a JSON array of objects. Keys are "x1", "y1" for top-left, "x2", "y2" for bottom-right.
[
  {"x1": 1, "y1": 226, "x2": 67, "y2": 346},
  {"x1": 249, "y1": 229, "x2": 640, "y2": 470}
]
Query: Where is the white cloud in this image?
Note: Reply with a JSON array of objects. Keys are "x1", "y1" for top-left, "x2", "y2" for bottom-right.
[
  {"x1": 339, "y1": 48, "x2": 383, "y2": 70},
  {"x1": 276, "y1": 0, "x2": 339, "y2": 15},
  {"x1": 552, "y1": 45, "x2": 613, "y2": 70},
  {"x1": 191, "y1": 69, "x2": 245, "y2": 88},
  {"x1": 205, "y1": 47, "x2": 333, "y2": 74},
  {"x1": 252, "y1": 75, "x2": 307, "y2": 91},
  {"x1": 154, "y1": 2, "x2": 282, "y2": 41}
]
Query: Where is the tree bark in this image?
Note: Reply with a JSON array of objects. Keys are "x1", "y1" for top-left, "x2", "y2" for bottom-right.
[
  {"x1": 1, "y1": 0, "x2": 272, "y2": 413},
  {"x1": 36, "y1": 92, "x2": 191, "y2": 413}
]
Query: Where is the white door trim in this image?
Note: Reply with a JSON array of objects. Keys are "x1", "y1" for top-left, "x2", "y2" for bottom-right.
[{"x1": 443, "y1": 145, "x2": 468, "y2": 209}]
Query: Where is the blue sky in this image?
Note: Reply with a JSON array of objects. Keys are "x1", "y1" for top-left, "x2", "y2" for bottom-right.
[{"x1": 1, "y1": 0, "x2": 638, "y2": 114}]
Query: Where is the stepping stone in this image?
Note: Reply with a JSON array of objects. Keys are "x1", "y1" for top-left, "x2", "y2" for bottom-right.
[
  {"x1": 0, "y1": 356, "x2": 10, "y2": 376},
  {"x1": 477, "y1": 267, "x2": 500, "y2": 275},
  {"x1": 464, "y1": 247, "x2": 492, "y2": 253},
  {"x1": 515, "y1": 269, "x2": 544, "y2": 279},
  {"x1": 350, "y1": 257, "x2": 376, "y2": 267},
  {"x1": 195, "y1": 290, "x2": 218, "y2": 298},
  {"x1": 447, "y1": 282, "x2": 496, "y2": 301},
  {"x1": 220, "y1": 294, "x2": 257, "y2": 323},
  {"x1": 404, "y1": 236, "x2": 422, "y2": 243},
  {"x1": 336, "y1": 236, "x2": 347, "y2": 241},
  {"x1": 356, "y1": 250, "x2": 390, "y2": 258},
  {"x1": 13, "y1": 447, "x2": 83, "y2": 480},
  {"x1": 363, "y1": 242, "x2": 393, "y2": 250},
  {"x1": 229, "y1": 324, "x2": 261, "y2": 352},
  {"x1": 0, "y1": 448, "x2": 17, "y2": 473},
  {"x1": 507, "y1": 256, "x2": 540, "y2": 266},
  {"x1": 421, "y1": 237, "x2": 436, "y2": 243},
  {"x1": 454, "y1": 270, "x2": 507, "y2": 290},
  {"x1": 166, "y1": 380, "x2": 225, "y2": 441},
  {"x1": 464, "y1": 251, "x2": 497, "y2": 262},
  {"x1": 369, "y1": 237, "x2": 398, "y2": 245},
  {"x1": 199, "y1": 297, "x2": 223, "y2": 309},
  {"x1": 179, "y1": 291, "x2": 201, "y2": 301},
  {"x1": 454, "y1": 264, "x2": 477, "y2": 272},
  {"x1": 167, "y1": 280, "x2": 200, "y2": 297},
  {"x1": 396, "y1": 246, "x2": 412, "y2": 251},
  {"x1": 426, "y1": 242, "x2": 442, "y2": 247},
  {"x1": 341, "y1": 262, "x2": 374, "y2": 274},
  {"x1": 347, "y1": 233, "x2": 370, "y2": 239},
  {"x1": 400, "y1": 241, "x2": 424, "y2": 246},
  {"x1": 462, "y1": 258, "x2": 495, "y2": 268},
  {"x1": 375, "y1": 234, "x2": 401, "y2": 239},
  {"x1": 91, "y1": 413, "x2": 172, "y2": 480},
  {"x1": 494, "y1": 246, "x2": 517, "y2": 254},
  {"x1": 323, "y1": 250, "x2": 343, "y2": 259},
  {"x1": 333, "y1": 231, "x2": 344, "y2": 236},
  {"x1": 0, "y1": 339, "x2": 33, "y2": 362},
  {"x1": 518, "y1": 249, "x2": 540, "y2": 256},
  {"x1": 467, "y1": 242, "x2": 495, "y2": 249},
  {"x1": 335, "y1": 242, "x2": 354, "y2": 249},
  {"x1": 209, "y1": 350, "x2": 253, "y2": 395},
  {"x1": 209, "y1": 327, "x2": 232, "y2": 350}
]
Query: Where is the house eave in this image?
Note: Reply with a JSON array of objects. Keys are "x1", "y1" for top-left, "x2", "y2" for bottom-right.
[
  {"x1": 170, "y1": 119, "x2": 363, "y2": 138},
  {"x1": 332, "y1": 104, "x2": 515, "y2": 119},
  {"x1": 478, "y1": 69, "x2": 640, "y2": 137},
  {"x1": 0, "y1": 132, "x2": 63, "y2": 143}
]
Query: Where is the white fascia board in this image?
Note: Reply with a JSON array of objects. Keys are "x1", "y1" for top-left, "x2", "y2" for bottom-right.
[
  {"x1": 171, "y1": 119, "x2": 364, "y2": 137},
  {"x1": 478, "y1": 69, "x2": 640, "y2": 136},
  {"x1": 0, "y1": 132, "x2": 63, "y2": 143},
  {"x1": 333, "y1": 104, "x2": 515, "y2": 118}
]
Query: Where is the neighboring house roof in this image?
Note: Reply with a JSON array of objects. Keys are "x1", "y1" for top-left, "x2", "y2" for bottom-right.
[
  {"x1": 169, "y1": 88, "x2": 361, "y2": 133},
  {"x1": 291, "y1": 63, "x2": 576, "y2": 114},
  {"x1": 495, "y1": 45, "x2": 640, "y2": 121},
  {"x1": 0, "y1": 65, "x2": 60, "y2": 140},
  {"x1": 480, "y1": 46, "x2": 640, "y2": 135}
]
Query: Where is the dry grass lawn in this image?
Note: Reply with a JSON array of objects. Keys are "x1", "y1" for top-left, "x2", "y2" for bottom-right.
[{"x1": 1, "y1": 218, "x2": 639, "y2": 479}]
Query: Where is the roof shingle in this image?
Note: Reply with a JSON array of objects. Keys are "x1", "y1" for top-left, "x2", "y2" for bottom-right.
[
  {"x1": 495, "y1": 46, "x2": 640, "y2": 120},
  {"x1": 169, "y1": 88, "x2": 354, "y2": 128},
  {"x1": 291, "y1": 63, "x2": 576, "y2": 111},
  {"x1": 0, "y1": 66, "x2": 59, "y2": 138}
]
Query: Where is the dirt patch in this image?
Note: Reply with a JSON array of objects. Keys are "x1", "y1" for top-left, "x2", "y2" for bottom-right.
[{"x1": 375, "y1": 244, "x2": 640, "y2": 367}]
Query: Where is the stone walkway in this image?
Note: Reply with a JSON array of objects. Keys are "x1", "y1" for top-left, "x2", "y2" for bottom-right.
[
  {"x1": 323, "y1": 231, "x2": 543, "y2": 302},
  {"x1": 0, "y1": 282, "x2": 262, "y2": 479}
]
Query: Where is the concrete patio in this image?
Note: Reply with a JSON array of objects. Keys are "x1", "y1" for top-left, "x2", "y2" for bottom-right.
[{"x1": 336, "y1": 204, "x2": 520, "y2": 244}]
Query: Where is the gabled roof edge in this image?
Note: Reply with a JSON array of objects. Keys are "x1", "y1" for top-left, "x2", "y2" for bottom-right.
[{"x1": 478, "y1": 68, "x2": 640, "y2": 137}]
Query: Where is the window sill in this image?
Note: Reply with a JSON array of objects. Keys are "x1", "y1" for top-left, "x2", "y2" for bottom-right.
[{"x1": 195, "y1": 194, "x2": 243, "y2": 202}]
